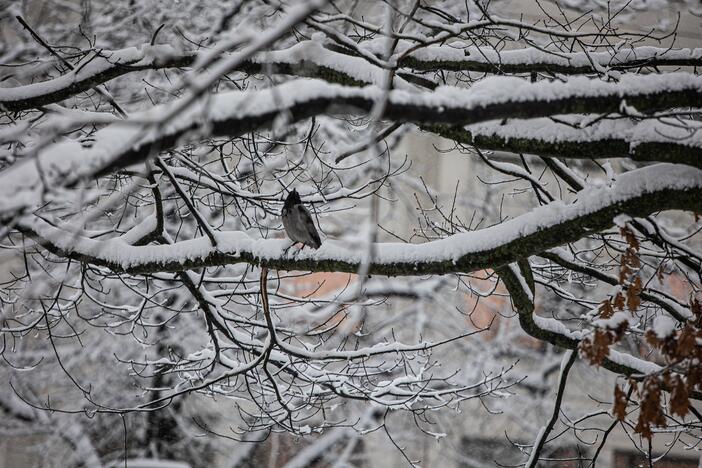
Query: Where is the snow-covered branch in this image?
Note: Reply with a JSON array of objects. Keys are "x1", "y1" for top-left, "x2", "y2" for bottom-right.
[
  {"x1": 496, "y1": 263, "x2": 663, "y2": 380},
  {"x1": 5, "y1": 41, "x2": 701, "y2": 112},
  {"x1": 427, "y1": 117, "x2": 702, "y2": 168},
  {"x1": 18, "y1": 164, "x2": 702, "y2": 275},
  {"x1": 3, "y1": 1, "x2": 702, "y2": 463},
  {"x1": 3, "y1": 73, "x2": 701, "y2": 216}
]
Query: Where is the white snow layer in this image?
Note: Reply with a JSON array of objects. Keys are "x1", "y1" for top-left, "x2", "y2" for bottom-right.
[
  {"x1": 652, "y1": 315, "x2": 677, "y2": 339},
  {"x1": 2, "y1": 72, "x2": 701, "y2": 215},
  {"x1": 19, "y1": 163, "x2": 702, "y2": 273}
]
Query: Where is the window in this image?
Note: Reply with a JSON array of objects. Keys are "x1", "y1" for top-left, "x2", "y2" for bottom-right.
[
  {"x1": 460, "y1": 438, "x2": 583, "y2": 468},
  {"x1": 614, "y1": 450, "x2": 700, "y2": 468}
]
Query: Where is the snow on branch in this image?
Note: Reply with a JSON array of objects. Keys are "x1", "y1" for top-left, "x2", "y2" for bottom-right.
[
  {"x1": 18, "y1": 164, "x2": 702, "y2": 276},
  {"x1": 383, "y1": 40, "x2": 702, "y2": 75},
  {"x1": 427, "y1": 116, "x2": 702, "y2": 167},
  {"x1": 0, "y1": 45, "x2": 197, "y2": 112},
  {"x1": 3, "y1": 73, "x2": 701, "y2": 216},
  {"x1": 496, "y1": 263, "x2": 666, "y2": 381},
  {"x1": 5, "y1": 39, "x2": 699, "y2": 113}
]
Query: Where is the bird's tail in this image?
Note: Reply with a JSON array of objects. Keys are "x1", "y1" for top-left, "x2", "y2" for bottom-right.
[{"x1": 311, "y1": 236, "x2": 322, "y2": 249}]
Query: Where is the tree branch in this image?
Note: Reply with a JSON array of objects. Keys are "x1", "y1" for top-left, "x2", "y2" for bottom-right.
[
  {"x1": 3, "y1": 41, "x2": 701, "y2": 113},
  {"x1": 16, "y1": 164, "x2": 702, "y2": 276},
  {"x1": 496, "y1": 263, "x2": 702, "y2": 400},
  {"x1": 424, "y1": 120, "x2": 702, "y2": 169},
  {"x1": 3, "y1": 74, "x2": 701, "y2": 216},
  {"x1": 525, "y1": 350, "x2": 577, "y2": 468}
]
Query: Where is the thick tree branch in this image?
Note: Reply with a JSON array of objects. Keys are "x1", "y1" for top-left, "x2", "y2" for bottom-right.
[
  {"x1": 424, "y1": 119, "x2": 702, "y2": 168},
  {"x1": 0, "y1": 40, "x2": 406, "y2": 113},
  {"x1": 387, "y1": 33, "x2": 702, "y2": 73},
  {"x1": 497, "y1": 263, "x2": 653, "y2": 377},
  {"x1": 14, "y1": 15, "x2": 128, "y2": 118},
  {"x1": 496, "y1": 263, "x2": 702, "y2": 400},
  {"x1": 3, "y1": 74, "x2": 701, "y2": 216},
  {"x1": 16, "y1": 164, "x2": 702, "y2": 276},
  {"x1": 2, "y1": 41, "x2": 701, "y2": 112}
]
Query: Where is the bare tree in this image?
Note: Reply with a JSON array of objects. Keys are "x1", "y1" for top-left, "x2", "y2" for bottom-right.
[{"x1": 1, "y1": 0, "x2": 701, "y2": 466}]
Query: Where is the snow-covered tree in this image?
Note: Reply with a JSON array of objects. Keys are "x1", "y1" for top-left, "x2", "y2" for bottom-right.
[{"x1": 1, "y1": 0, "x2": 701, "y2": 466}]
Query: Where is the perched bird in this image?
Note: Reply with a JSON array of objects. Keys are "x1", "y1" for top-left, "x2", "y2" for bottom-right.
[{"x1": 281, "y1": 189, "x2": 322, "y2": 249}]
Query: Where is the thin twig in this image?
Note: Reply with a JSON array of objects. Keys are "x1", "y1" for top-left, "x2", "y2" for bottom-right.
[
  {"x1": 526, "y1": 350, "x2": 578, "y2": 468},
  {"x1": 15, "y1": 15, "x2": 128, "y2": 118}
]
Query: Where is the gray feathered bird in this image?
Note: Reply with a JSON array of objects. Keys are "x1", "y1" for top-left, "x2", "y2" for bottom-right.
[{"x1": 282, "y1": 189, "x2": 322, "y2": 249}]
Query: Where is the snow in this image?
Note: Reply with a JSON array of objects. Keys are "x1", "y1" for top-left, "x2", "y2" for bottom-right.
[
  {"x1": 0, "y1": 35, "x2": 395, "y2": 109},
  {"x1": 18, "y1": 163, "x2": 702, "y2": 273},
  {"x1": 465, "y1": 116, "x2": 702, "y2": 152},
  {"x1": 3, "y1": 72, "x2": 701, "y2": 216},
  {"x1": 509, "y1": 263, "x2": 662, "y2": 378},
  {"x1": 119, "y1": 215, "x2": 159, "y2": 245},
  {"x1": 558, "y1": 350, "x2": 575, "y2": 378},
  {"x1": 0, "y1": 44, "x2": 184, "y2": 103},
  {"x1": 250, "y1": 40, "x2": 412, "y2": 89},
  {"x1": 413, "y1": 45, "x2": 702, "y2": 69},
  {"x1": 592, "y1": 311, "x2": 631, "y2": 330},
  {"x1": 607, "y1": 349, "x2": 661, "y2": 375},
  {"x1": 359, "y1": 38, "x2": 702, "y2": 71},
  {"x1": 425, "y1": 72, "x2": 702, "y2": 109},
  {"x1": 506, "y1": 262, "x2": 534, "y2": 300},
  {"x1": 182, "y1": 0, "x2": 328, "y2": 96},
  {"x1": 533, "y1": 314, "x2": 583, "y2": 340},
  {"x1": 280, "y1": 428, "x2": 348, "y2": 468},
  {"x1": 5, "y1": 2, "x2": 700, "y2": 462},
  {"x1": 652, "y1": 315, "x2": 677, "y2": 339},
  {"x1": 526, "y1": 426, "x2": 547, "y2": 466}
]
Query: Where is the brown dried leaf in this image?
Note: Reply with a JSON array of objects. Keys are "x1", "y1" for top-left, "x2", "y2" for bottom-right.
[
  {"x1": 581, "y1": 329, "x2": 612, "y2": 366},
  {"x1": 691, "y1": 298, "x2": 702, "y2": 326},
  {"x1": 688, "y1": 365, "x2": 702, "y2": 390},
  {"x1": 612, "y1": 320, "x2": 629, "y2": 339},
  {"x1": 635, "y1": 378, "x2": 666, "y2": 440},
  {"x1": 620, "y1": 226, "x2": 640, "y2": 251},
  {"x1": 670, "y1": 375, "x2": 690, "y2": 418},
  {"x1": 619, "y1": 264, "x2": 631, "y2": 284},
  {"x1": 629, "y1": 252, "x2": 641, "y2": 269},
  {"x1": 676, "y1": 324, "x2": 697, "y2": 357},
  {"x1": 627, "y1": 276, "x2": 642, "y2": 312},
  {"x1": 613, "y1": 384, "x2": 628, "y2": 421},
  {"x1": 656, "y1": 264, "x2": 665, "y2": 282},
  {"x1": 599, "y1": 299, "x2": 614, "y2": 319},
  {"x1": 613, "y1": 292, "x2": 625, "y2": 311},
  {"x1": 645, "y1": 329, "x2": 661, "y2": 349},
  {"x1": 634, "y1": 418, "x2": 652, "y2": 439}
]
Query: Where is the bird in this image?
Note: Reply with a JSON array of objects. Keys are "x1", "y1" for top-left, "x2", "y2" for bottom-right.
[{"x1": 281, "y1": 189, "x2": 322, "y2": 250}]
